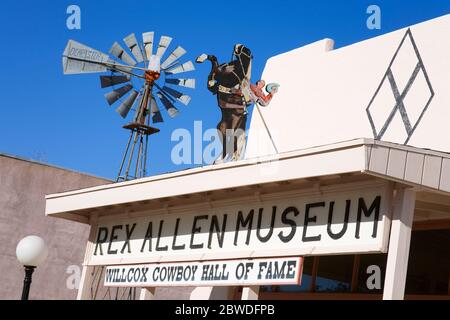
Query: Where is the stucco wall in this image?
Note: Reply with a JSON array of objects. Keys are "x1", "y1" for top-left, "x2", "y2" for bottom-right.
[
  {"x1": 0, "y1": 154, "x2": 111, "y2": 300},
  {"x1": 246, "y1": 14, "x2": 450, "y2": 159}
]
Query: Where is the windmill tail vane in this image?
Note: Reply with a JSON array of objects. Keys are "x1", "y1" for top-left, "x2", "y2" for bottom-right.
[{"x1": 62, "y1": 32, "x2": 196, "y2": 182}]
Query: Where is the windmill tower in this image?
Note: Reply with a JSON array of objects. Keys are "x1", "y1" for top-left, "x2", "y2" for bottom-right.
[{"x1": 62, "y1": 32, "x2": 195, "y2": 182}]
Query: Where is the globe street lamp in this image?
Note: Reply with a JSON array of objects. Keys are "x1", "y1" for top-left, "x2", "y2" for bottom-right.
[{"x1": 16, "y1": 236, "x2": 48, "y2": 300}]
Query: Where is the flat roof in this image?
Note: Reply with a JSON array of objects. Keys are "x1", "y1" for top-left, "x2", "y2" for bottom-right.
[
  {"x1": 45, "y1": 138, "x2": 450, "y2": 224},
  {"x1": 0, "y1": 152, "x2": 111, "y2": 182}
]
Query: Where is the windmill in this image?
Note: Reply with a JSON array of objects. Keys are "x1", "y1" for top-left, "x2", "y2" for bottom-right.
[{"x1": 62, "y1": 32, "x2": 195, "y2": 182}]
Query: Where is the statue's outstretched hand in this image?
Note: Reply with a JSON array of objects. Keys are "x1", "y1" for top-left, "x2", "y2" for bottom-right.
[{"x1": 196, "y1": 54, "x2": 208, "y2": 63}]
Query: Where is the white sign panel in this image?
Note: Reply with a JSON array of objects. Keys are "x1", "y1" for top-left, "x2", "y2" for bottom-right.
[
  {"x1": 104, "y1": 257, "x2": 303, "y2": 287},
  {"x1": 89, "y1": 183, "x2": 391, "y2": 266}
]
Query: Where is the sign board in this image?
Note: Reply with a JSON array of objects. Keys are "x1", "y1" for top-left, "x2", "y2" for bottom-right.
[
  {"x1": 89, "y1": 183, "x2": 391, "y2": 266},
  {"x1": 104, "y1": 257, "x2": 303, "y2": 287}
]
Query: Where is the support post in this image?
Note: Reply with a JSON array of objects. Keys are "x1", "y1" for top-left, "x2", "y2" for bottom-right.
[
  {"x1": 383, "y1": 188, "x2": 416, "y2": 300},
  {"x1": 77, "y1": 265, "x2": 95, "y2": 300},
  {"x1": 116, "y1": 130, "x2": 134, "y2": 182},
  {"x1": 139, "y1": 287, "x2": 156, "y2": 300},
  {"x1": 190, "y1": 287, "x2": 231, "y2": 300},
  {"x1": 77, "y1": 215, "x2": 99, "y2": 300},
  {"x1": 241, "y1": 286, "x2": 260, "y2": 300}
]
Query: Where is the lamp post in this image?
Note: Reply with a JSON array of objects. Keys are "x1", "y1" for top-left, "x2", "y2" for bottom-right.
[{"x1": 16, "y1": 236, "x2": 48, "y2": 300}]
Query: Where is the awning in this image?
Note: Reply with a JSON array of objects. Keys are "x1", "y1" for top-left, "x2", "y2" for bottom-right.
[{"x1": 45, "y1": 138, "x2": 450, "y2": 224}]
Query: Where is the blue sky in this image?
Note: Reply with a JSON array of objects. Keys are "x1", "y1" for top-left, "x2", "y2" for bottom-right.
[{"x1": 0, "y1": 0, "x2": 448, "y2": 180}]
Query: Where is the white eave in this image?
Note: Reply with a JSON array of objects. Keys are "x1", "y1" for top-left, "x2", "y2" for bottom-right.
[{"x1": 45, "y1": 138, "x2": 450, "y2": 223}]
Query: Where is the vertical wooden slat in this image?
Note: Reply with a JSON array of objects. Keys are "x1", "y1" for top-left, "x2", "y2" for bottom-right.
[
  {"x1": 439, "y1": 158, "x2": 450, "y2": 192},
  {"x1": 386, "y1": 149, "x2": 407, "y2": 179},
  {"x1": 228, "y1": 287, "x2": 240, "y2": 300},
  {"x1": 351, "y1": 255, "x2": 361, "y2": 293},
  {"x1": 448, "y1": 270, "x2": 450, "y2": 296},
  {"x1": 365, "y1": 145, "x2": 372, "y2": 171},
  {"x1": 369, "y1": 145, "x2": 390, "y2": 174},
  {"x1": 422, "y1": 155, "x2": 442, "y2": 189},
  {"x1": 311, "y1": 257, "x2": 319, "y2": 292},
  {"x1": 404, "y1": 152, "x2": 425, "y2": 184}
]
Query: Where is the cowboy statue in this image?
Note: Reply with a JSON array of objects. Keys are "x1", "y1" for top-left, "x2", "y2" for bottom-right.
[{"x1": 197, "y1": 44, "x2": 278, "y2": 163}]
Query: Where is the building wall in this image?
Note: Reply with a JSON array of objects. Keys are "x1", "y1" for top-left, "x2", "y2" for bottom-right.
[
  {"x1": 246, "y1": 14, "x2": 450, "y2": 159},
  {"x1": 0, "y1": 154, "x2": 111, "y2": 300}
]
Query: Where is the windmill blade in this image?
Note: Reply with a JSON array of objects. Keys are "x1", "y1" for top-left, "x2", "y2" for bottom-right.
[
  {"x1": 63, "y1": 56, "x2": 107, "y2": 75},
  {"x1": 123, "y1": 33, "x2": 144, "y2": 63},
  {"x1": 62, "y1": 40, "x2": 110, "y2": 74},
  {"x1": 165, "y1": 78, "x2": 196, "y2": 89},
  {"x1": 109, "y1": 42, "x2": 137, "y2": 66},
  {"x1": 100, "y1": 75, "x2": 130, "y2": 88},
  {"x1": 142, "y1": 32, "x2": 154, "y2": 61},
  {"x1": 164, "y1": 61, "x2": 195, "y2": 75},
  {"x1": 105, "y1": 84, "x2": 133, "y2": 106},
  {"x1": 161, "y1": 46, "x2": 186, "y2": 69},
  {"x1": 105, "y1": 58, "x2": 139, "y2": 75},
  {"x1": 162, "y1": 86, "x2": 191, "y2": 106},
  {"x1": 106, "y1": 60, "x2": 134, "y2": 77},
  {"x1": 116, "y1": 90, "x2": 139, "y2": 118},
  {"x1": 155, "y1": 36, "x2": 172, "y2": 58},
  {"x1": 149, "y1": 97, "x2": 163, "y2": 123},
  {"x1": 157, "y1": 92, "x2": 179, "y2": 118}
]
